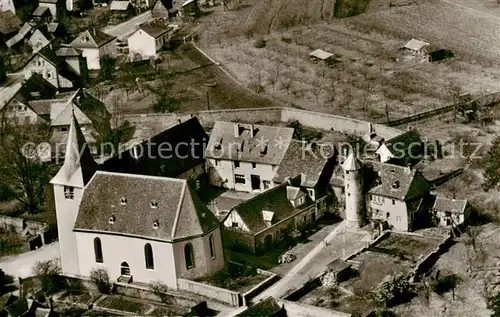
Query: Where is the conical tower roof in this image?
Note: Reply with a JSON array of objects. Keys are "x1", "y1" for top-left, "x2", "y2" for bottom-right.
[
  {"x1": 50, "y1": 109, "x2": 97, "y2": 187},
  {"x1": 342, "y1": 152, "x2": 362, "y2": 171}
]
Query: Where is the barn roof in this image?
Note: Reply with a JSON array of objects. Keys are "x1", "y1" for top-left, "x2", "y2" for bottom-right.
[{"x1": 309, "y1": 49, "x2": 333, "y2": 60}]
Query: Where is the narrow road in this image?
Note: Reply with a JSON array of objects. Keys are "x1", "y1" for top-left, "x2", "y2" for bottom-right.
[
  {"x1": 0, "y1": 242, "x2": 60, "y2": 279},
  {"x1": 103, "y1": 11, "x2": 152, "y2": 39},
  {"x1": 439, "y1": 0, "x2": 500, "y2": 22},
  {"x1": 252, "y1": 221, "x2": 370, "y2": 302}
]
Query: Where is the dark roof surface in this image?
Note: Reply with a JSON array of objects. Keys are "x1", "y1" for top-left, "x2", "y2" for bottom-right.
[
  {"x1": 382, "y1": 129, "x2": 422, "y2": 158},
  {"x1": 273, "y1": 140, "x2": 335, "y2": 187},
  {"x1": 32, "y1": 6, "x2": 50, "y2": 17},
  {"x1": 433, "y1": 196, "x2": 468, "y2": 214},
  {"x1": 206, "y1": 121, "x2": 293, "y2": 165},
  {"x1": 232, "y1": 182, "x2": 312, "y2": 234},
  {"x1": 101, "y1": 117, "x2": 207, "y2": 178},
  {"x1": 70, "y1": 29, "x2": 116, "y2": 48},
  {"x1": 140, "y1": 25, "x2": 173, "y2": 38},
  {"x1": 5, "y1": 298, "x2": 29, "y2": 317},
  {"x1": 28, "y1": 99, "x2": 51, "y2": 115},
  {"x1": 74, "y1": 172, "x2": 219, "y2": 241},
  {"x1": 367, "y1": 162, "x2": 430, "y2": 201},
  {"x1": 0, "y1": 10, "x2": 21, "y2": 35}
]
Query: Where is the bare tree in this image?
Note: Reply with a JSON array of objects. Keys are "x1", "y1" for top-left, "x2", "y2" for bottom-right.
[
  {"x1": 267, "y1": 64, "x2": 280, "y2": 91},
  {"x1": 312, "y1": 81, "x2": 323, "y2": 105},
  {"x1": 340, "y1": 87, "x2": 353, "y2": 111},
  {"x1": 448, "y1": 80, "x2": 465, "y2": 122},
  {"x1": 385, "y1": 103, "x2": 391, "y2": 122},
  {"x1": 359, "y1": 93, "x2": 370, "y2": 117},
  {"x1": 326, "y1": 88, "x2": 336, "y2": 108},
  {"x1": 249, "y1": 70, "x2": 264, "y2": 94},
  {"x1": 280, "y1": 77, "x2": 293, "y2": 94}
]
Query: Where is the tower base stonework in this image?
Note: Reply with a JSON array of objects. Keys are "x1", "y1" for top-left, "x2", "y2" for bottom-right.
[{"x1": 345, "y1": 217, "x2": 360, "y2": 229}]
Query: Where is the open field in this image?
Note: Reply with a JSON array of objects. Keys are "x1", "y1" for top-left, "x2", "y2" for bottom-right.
[{"x1": 199, "y1": 1, "x2": 500, "y2": 121}]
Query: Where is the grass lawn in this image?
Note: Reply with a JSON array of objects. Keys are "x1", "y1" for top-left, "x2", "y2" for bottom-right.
[
  {"x1": 225, "y1": 249, "x2": 282, "y2": 271},
  {"x1": 98, "y1": 295, "x2": 151, "y2": 314}
]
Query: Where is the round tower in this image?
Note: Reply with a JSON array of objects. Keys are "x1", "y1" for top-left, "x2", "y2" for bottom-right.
[{"x1": 342, "y1": 152, "x2": 364, "y2": 229}]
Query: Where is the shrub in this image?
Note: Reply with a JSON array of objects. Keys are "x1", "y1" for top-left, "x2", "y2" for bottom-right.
[
  {"x1": 281, "y1": 37, "x2": 292, "y2": 44},
  {"x1": 432, "y1": 274, "x2": 461, "y2": 296},
  {"x1": 376, "y1": 273, "x2": 413, "y2": 307},
  {"x1": 253, "y1": 39, "x2": 267, "y2": 48},
  {"x1": 150, "y1": 281, "x2": 173, "y2": 304},
  {"x1": 90, "y1": 268, "x2": 111, "y2": 294},
  {"x1": 32, "y1": 260, "x2": 65, "y2": 294}
]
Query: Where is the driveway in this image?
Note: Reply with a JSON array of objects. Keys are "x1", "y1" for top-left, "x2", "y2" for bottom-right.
[{"x1": 0, "y1": 242, "x2": 60, "y2": 279}]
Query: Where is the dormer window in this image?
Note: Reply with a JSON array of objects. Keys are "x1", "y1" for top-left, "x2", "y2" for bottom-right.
[
  {"x1": 82, "y1": 35, "x2": 89, "y2": 43},
  {"x1": 150, "y1": 201, "x2": 158, "y2": 208},
  {"x1": 392, "y1": 180, "x2": 400, "y2": 189},
  {"x1": 120, "y1": 197, "x2": 127, "y2": 205},
  {"x1": 260, "y1": 144, "x2": 268, "y2": 156},
  {"x1": 153, "y1": 220, "x2": 159, "y2": 229},
  {"x1": 109, "y1": 214, "x2": 116, "y2": 224}
]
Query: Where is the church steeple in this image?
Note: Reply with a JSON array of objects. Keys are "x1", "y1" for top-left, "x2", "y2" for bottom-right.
[{"x1": 50, "y1": 109, "x2": 97, "y2": 188}]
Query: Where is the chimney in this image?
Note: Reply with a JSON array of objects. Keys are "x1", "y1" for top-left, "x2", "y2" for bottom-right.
[
  {"x1": 233, "y1": 123, "x2": 239, "y2": 137},
  {"x1": 92, "y1": 28, "x2": 96, "y2": 36},
  {"x1": 250, "y1": 124, "x2": 254, "y2": 138}
]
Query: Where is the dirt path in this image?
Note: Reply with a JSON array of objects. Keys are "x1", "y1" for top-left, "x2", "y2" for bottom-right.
[{"x1": 0, "y1": 242, "x2": 60, "y2": 279}]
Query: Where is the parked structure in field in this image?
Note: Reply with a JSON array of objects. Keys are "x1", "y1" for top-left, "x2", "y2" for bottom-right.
[
  {"x1": 403, "y1": 39, "x2": 430, "y2": 60},
  {"x1": 432, "y1": 196, "x2": 470, "y2": 227},
  {"x1": 127, "y1": 24, "x2": 174, "y2": 60},
  {"x1": 309, "y1": 49, "x2": 336, "y2": 66},
  {"x1": 222, "y1": 175, "x2": 328, "y2": 253},
  {"x1": 205, "y1": 121, "x2": 293, "y2": 193},
  {"x1": 51, "y1": 115, "x2": 224, "y2": 288},
  {"x1": 70, "y1": 29, "x2": 117, "y2": 70}
]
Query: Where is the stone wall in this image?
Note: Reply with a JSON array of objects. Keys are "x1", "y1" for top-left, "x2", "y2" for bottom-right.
[
  {"x1": 121, "y1": 107, "x2": 403, "y2": 140},
  {"x1": 177, "y1": 278, "x2": 242, "y2": 307},
  {"x1": 242, "y1": 269, "x2": 279, "y2": 305}
]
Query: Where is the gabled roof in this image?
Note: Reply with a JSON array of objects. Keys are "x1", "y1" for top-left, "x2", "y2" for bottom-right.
[
  {"x1": 182, "y1": 0, "x2": 195, "y2": 7},
  {"x1": 50, "y1": 94, "x2": 92, "y2": 126},
  {"x1": 70, "y1": 29, "x2": 116, "y2": 49},
  {"x1": 309, "y1": 49, "x2": 333, "y2": 60},
  {"x1": 432, "y1": 196, "x2": 468, "y2": 214},
  {"x1": 6, "y1": 22, "x2": 32, "y2": 47},
  {"x1": 206, "y1": 121, "x2": 293, "y2": 165},
  {"x1": 35, "y1": 46, "x2": 61, "y2": 67},
  {"x1": 56, "y1": 46, "x2": 82, "y2": 57},
  {"x1": 0, "y1": 82, "x2": 23, "y2": 111},
  {"x1": 4, "y1": 297, "x2": 29, "y2": 317},
  {"x1": 231, "y1": 182, "x2": 313, "y2": 234},
  {"x1": 32, "y1": 5, "x2": 50, "y2": 17},
  {"x1": 50, "y1": 110, "x2": 97, "y2": 187},
  {"x1": 0, "y1": 10, "x2": 21, "y2": 35},
  {"x1": 137, "y1": 25, "x2": 173, "y2": 38},
  {"x1": 367, "y1": 163, "x2": 430, "y2": 201},
  {"x1": 47, "y1": 23, "x2": 59, "y2": 33},
  {"x1": 286, "y1": 186, "x2": 305, "y2": 200},
  {"x1": 101, "y1": 117, "x2": 207, "y2": 178},
  {"x1": 377, "y1": 129, "x2": 422, "y2": 160},
  {"x1": 74, "y1": 171, "x2": 220, "y2": 241},
  {"x1": 404, "y1": 39, "x2": 429, "y2": 51},
  {"x1": 110, "y1": 0, "x2": 131, "y2": 10},
  {"x1": 27, "y1": 99, "x2": 51, "y2": 115},
  {"x1": 273, "y1": 140, "x2": 335, "y2": 187}
]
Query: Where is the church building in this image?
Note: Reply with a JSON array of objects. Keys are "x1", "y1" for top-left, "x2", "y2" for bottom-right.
[{"x1": 51, "y1": 113, "x2": 224, "y2": 289}]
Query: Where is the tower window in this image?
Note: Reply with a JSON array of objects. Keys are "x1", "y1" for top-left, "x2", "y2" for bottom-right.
[
  {"x1": 109, "y1": 215, "x2": 116, "y2": 224},
  {"x1": 209, "y1": 234, "x2": 216, "y2": 259},
  {"x1": 392, "y1": 199, "x2": 395, "y2": 205},
  {"x1": 64, "y1": 186, "x2": 74, "y2": 199},
  {"x1": 184, "y1": 243, "x2": 195, "y2": 269},
  {"x1": 234, "y1": 161, "x2": 240, "y2": 168},
  {"x1": 120, "y1": 197, "x2": 127, "y2": 205},
  {"x1": 150, "y1": 201, "x2": 158, "y2": 208},
  {"x1": 252, "y1": 162, "x2": 256, "y2": 169},
  {"x1": 346, "y1": 171, "x2": 349, "y2": 174}
]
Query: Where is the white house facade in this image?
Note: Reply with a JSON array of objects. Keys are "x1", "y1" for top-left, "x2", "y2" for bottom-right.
[{"x1": 127, "y1": 26, "x2": 173, "y2": 60}]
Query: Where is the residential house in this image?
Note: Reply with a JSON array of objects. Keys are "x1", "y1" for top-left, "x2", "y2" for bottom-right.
[
  {"x1": 36, "y1": 0, "x2": 61, "y2": 17},
  {"x1": 375, "y1": 129, "x2": 423, "y2": 166},
  {"x1": 222, "y1": 177, "x2": 323, "y2": 253},
  {"x1": 110, "y1": 0, "x2": 132, "y2": 10},
  {"x1": 101, "y1": 117, "x2": 208, "y2": 184},
  {"x1": 0, "y1": 0, "x2": 15, "y2": 13},
  {"x1": 403, "y1": 39, "x2": 430, "y2": 60},
  {"x1": 0, "y1": 10, "x2": 21, "y2": 45},
  {"x1": 432, "y1": 196, "x2": 470, "y2": 227},
  {"x1": 32, "y1": 5, "x2": 52, "y2": 22},
  {"x1": 205, "y1": 121, "x2": 294, "y2": 193},
  {"x1": 109, "y1": 0, "x2": 134, "y2": 22},
  {"x1": 151, "y1": 0, "x2": 170, "y2": 18},
  {"x1": 51, "y1": 115, "x2": 224, "y2": 288},
  {"x1": 127, "y1": 24, "x2": 173, "y2": 60},
  {"x1": 56, "y1": 45, "x2": 87, "y2": 80},
  {"x1": 0, "y1": 73, "x2": 57, "y2": 125},
  {"x1": 366, "y1": 162, "x2": 431, "y2": 232},
  {"x1": 70, "y1": 29, "x2": 117, "y2": 70},
  {"x1": 21, "y1": 46, "x2": 79, "y2": 90}
]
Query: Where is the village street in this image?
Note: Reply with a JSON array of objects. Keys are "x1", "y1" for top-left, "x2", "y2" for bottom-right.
[
  {"x1": 103, "y1": 11, "x2": 152, "y2": 38},
  {"x1": 0, "y1": 242, "x2": 60, "y2": 279},
  {"x1": 251, "y1": 221, "x2": 371, "y2": 303}
]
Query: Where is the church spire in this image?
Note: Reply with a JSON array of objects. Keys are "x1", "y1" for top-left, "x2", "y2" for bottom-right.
[{"x1": 50, "y1": 110, "x2": 97, "y2": 187}]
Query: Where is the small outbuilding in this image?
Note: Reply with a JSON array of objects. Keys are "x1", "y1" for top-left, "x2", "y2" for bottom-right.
[
  {"x1": 403, "y1": 39, "x2": 430, "y2": 60},
  {"x1": 432, "y1": 196, "x2": 470, "y2": 227},
  {"x1": 309, "y1": 49, "x2": 337, "y2": 67}
]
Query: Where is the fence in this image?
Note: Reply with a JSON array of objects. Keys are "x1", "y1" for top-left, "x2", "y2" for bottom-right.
[
  {"x1": 409, "y1": 234, "x2": 453, "y2": 283},
  {"x1": 177, "y1": 278, "x2": 242, "y2": 307}
]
